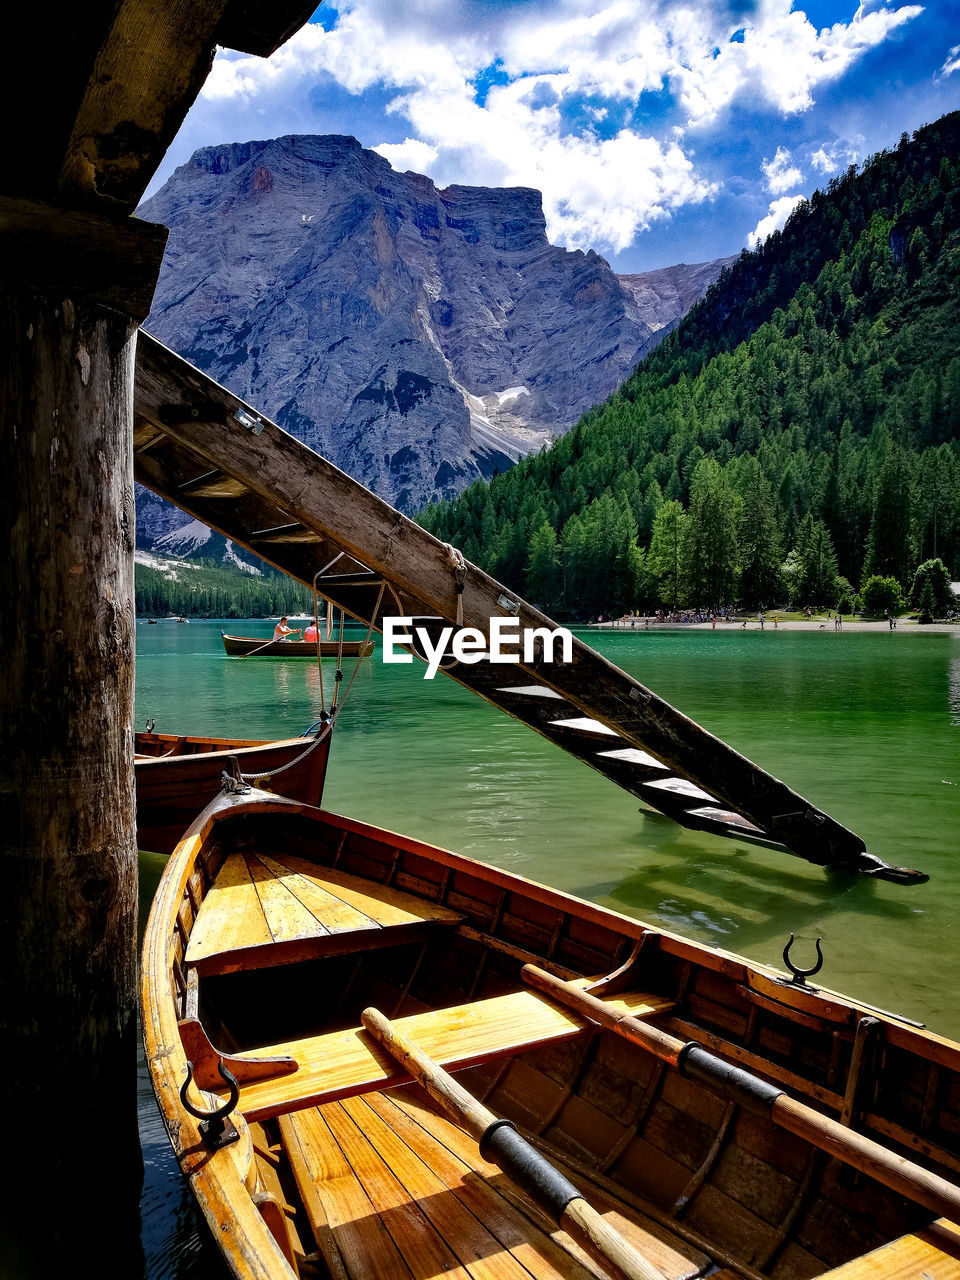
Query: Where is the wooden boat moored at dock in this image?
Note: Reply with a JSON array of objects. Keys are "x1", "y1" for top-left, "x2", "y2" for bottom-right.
[
  {"x1": 134, "y1": 726, "x2": 332, "y2": 854},
  {"x1": 143, "y1": 787, "x2": 960, "y2": 1280},
  {"x1": 221, "y1": 632, "x2": 375, "y2": 659}
]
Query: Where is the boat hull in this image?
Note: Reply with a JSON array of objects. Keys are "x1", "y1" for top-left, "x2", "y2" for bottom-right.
[
  {"x1": 143, "y1": 793, "x2": 960, "y2": 1280},
  {"x1": 134, "y1": 729, "x2": 332, "y2": 854},
  {"x1": 221, "y1": 633, "x2": 374, "y2": 658}
]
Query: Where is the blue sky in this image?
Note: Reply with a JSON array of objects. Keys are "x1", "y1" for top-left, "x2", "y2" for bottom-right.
[{"x1": 151, "y1": 0, "x2": 960, "y2": 272}]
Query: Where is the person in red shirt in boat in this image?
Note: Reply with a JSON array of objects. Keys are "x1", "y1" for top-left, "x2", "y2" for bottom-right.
[
  {"x1": 303, "y1": 621, "x2": 318, "y2": 642},
  {"x1": 273, "y1": 616, "x2": 302, "y2": 643}
]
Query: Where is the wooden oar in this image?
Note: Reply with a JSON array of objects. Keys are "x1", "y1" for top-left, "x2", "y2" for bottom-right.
[
  {"x1": 522, "y1": 964, "x2": 960, "y2": 1225},
  {"x1": 360, "y1": 1006, "x2": 663, "y2": 1280}
]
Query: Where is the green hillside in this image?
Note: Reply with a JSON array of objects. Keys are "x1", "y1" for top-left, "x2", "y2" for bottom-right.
[
  {"x1": 420, "y1": 113, "x2": 960, "y2": 619},
  {"x1": 136, "y1": 557, "x2": 312, "y2": 618}
]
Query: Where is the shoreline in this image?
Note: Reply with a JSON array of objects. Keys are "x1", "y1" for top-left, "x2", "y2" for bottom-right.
[{"x1": 589, "y1": 617, "x2": 960, "y2": 635}]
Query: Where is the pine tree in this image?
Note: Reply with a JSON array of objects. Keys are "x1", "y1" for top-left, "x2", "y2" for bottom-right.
[
  {"x1": 863, "y1": 445, "x2": 915, "y2": 585},
  {"x1": 683, "y1": 459, "x2": 739, "y2": 608},
  {"x1": 738, "y1": 465, "x2": 782, "y2": 608},
  {"x1": 647, "y1": 501, "x2": 687, "y2": 609},
  {"x1": 525, "y1": 520, "x2": 560, "y2": 613},
  {"x1": 802, "y1": 520, "x2": 840, "y2": 605}
]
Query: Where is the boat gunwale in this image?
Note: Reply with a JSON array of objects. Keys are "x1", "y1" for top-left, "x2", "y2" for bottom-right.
[
  {"x1": 134, "y1": 734, "x2": 308, "y2": 768},
  {"x1": 142, "y1": 792, "x2": 305, "y2": 1280},
  {"x1": 220, "y1": 633, "x2": 375, "y2": 658}
]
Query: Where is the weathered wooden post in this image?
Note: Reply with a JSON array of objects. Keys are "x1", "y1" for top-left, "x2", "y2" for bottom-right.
[
  {"x1": 0, "y1": 204, "x2": 167, "y2": 1268},
  {"x1": 0, "y1": 1, "x2": 321, "y2": 1266}
]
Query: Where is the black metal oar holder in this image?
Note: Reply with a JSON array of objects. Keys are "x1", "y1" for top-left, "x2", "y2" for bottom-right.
[
  {"x1": 782, "y1": 932, "x2": 824, "y2": 987},
  {"x1": 180, "y1": 1059, "x2": 241, "y2": 1151}
]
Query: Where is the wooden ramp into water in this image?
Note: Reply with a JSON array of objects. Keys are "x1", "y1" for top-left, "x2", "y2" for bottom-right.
[{"x1": 132, "y1": 332, "x2": 922, "y2": 883}]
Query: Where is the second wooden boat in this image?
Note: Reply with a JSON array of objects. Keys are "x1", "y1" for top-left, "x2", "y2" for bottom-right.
[
  {"x1": 143, "y1": 787, "x2": 960, "y2": 1280},
  {"x1": 134, "y1": 726, "x2": 332, "y2": 854},
  {"x1": 221, "y1": 632, "x2": 374, "y2": 658}
]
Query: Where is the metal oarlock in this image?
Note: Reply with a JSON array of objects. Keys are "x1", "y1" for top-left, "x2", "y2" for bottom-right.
[
  {"x1": 782, "y1": 932, "x2": 824, "y2": 987},
  {"x1": 179, "y1": 1059, "x2": 241, "y2": 1150}
]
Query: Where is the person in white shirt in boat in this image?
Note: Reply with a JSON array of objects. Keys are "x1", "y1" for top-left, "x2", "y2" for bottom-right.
[{"x1": 273, "y1": 616, "x2": 302, "y2": 643}]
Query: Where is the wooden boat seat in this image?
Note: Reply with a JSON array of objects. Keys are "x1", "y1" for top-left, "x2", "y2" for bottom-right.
[
  {"x1": 237, "y1": 984, "x2": 674, "y2": 1122},
  {"x1": 279, "y1": 1084, "x2": 710, "y2": 1280},
  {"x1": 817, "y1": 1218, "x2": 960, "y2": 1277},
  {"x1": 186, "y1": 851, "x2": 463, "y2": 976}
]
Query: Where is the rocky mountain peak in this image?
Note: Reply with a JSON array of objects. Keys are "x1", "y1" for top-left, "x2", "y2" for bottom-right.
[{"x1": 137, "y1": 133, "x2": 731, "y2": 543}]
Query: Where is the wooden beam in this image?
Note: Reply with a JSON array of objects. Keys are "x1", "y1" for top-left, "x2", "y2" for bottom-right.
[
  {"x1": 0, "y1": 197, "x2": 168, "y2": 319},
  {"x1": 132, "y1": 334, "x2": 871, "y2": 870},
  {"x1": 58, "y1": 0, "x2": 231, "y2": 209},
  {"x1": 217, "y1": 0, "x2": 321, "y2": 56}
]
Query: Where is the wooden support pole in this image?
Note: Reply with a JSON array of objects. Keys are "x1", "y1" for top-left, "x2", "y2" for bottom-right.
[{"x1": 0, "y1": 206, "x2": 166, "y2": 1268}]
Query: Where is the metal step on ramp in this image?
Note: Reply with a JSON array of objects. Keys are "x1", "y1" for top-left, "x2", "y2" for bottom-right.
[{"x1": 132, "y1": 331, "x2": 925, "y2": 884}]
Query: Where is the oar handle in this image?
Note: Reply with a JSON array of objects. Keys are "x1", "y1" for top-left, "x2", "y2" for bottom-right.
[
  {"x1": 521, "y1": 964, "x2": 960, "y2": 1226},
  {"x1": 361, "y1": 1006, "x2": 493, "y2": 1138},
  {"x1": 360, "y1": 1007, "x2": 663, "y2": 1280}
]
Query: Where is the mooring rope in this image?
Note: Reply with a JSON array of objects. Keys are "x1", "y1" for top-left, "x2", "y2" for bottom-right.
[{"x1": 444, "y1": 542, "x2": 467, "y2": 626}]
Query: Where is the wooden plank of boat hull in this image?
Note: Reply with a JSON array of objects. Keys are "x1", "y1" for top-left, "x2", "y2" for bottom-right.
[
  {"x1": 185, "y1": 852, "x2": 272, "y2": 965},
  {"x1": 251, "y1": 852, "x2": 386, "y2": 935},
  {"x1": 184, "y1": 838, "x2": 464, "y2": 974},
  {"x1": 336, "y1": 1094, "x2": 538, "y2": 1280},
  {"x1": 322, "y1": 1100, "x2": 475, "y2": 1280},
  {"x1": 278, "y1": 1106, "x2": 414, "y2": 1280},
  {"x1": 238, "y1": 987, "x2": 674, "y2": 1122},
  {"x1": 245, "y1": 853, "x2": 332, "y2": 945},
  {"x1": 258, "y1": 852, "x2": 463, "y2": 930},
  {"x1": 383, "y1": 1089, "x2": 710, "y2": 1280},
  {"x1": 362, "y1": 1091, "x2": 598, "y2": 1280},
  {"x1": 817, "y1": 1219, "x2": 960, "y2": 1278}
]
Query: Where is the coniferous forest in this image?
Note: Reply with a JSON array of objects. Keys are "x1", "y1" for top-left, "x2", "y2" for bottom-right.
[
  {"x1": 135, "y1": 559, "x2": 313, "y2": 618},
  {"x1": 419, "y1": 113, "x2": 960, "y2": 620}
]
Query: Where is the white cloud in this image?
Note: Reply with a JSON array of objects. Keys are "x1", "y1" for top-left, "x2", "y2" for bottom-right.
[
  {"x1": 373, "y1": 138, "x2": 439, "y2": 172},
  {"x1": 938, "y1": 43, "x2": 960, "y2": 78},
  {"x1": 165, "y1": 0, "x2": 923, "y2": 253},
  {"x1": 809, "y1": 136, "x2": 864, "y2": 174},
  {"x1": 747, "y1": 194, "x2": 806, "y2": 248},
  {"x1": 674, "y1": 1, "x2": 923, "y2": 124},
  {"x1": 762, "y1": 146, "x2": 802, "y2": 195}
]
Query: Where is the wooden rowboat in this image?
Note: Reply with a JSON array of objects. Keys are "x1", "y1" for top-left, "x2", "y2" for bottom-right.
[
  {"x1": 143, "y1": 787, "x2": 960, "y2": 1280},
  {"x1": 134, "y1": 727, "x2": 332, "y2": 854},
  {"x1": 221, "y1": 632, "x2": 375, "y2": 658}
]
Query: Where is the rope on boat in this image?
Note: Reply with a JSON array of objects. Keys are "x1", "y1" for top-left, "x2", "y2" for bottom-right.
[
  {"x1": 424, "y1": 542, "x2": 468, "y2": 672},
  {"x1": 304, "y1": 560, "x2": 400, "y2": 726},
  {"x1": 334, "y1": 581, "x2": 387, "y2": 712},
  {"x1": 242, "y1": 722, "x2": 330, "y2": 788},
  {"x1": 444, "y1": 542, "x2": 467, "y2": 626}
]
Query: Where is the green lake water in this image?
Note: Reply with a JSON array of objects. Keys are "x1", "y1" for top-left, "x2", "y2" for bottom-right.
[{"x1": 135, "y1": 618, "x2": 960, "y2": 1277}]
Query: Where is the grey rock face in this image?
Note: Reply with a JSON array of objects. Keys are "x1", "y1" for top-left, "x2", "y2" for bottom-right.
[
  {"x1": 619, "y1": 257, "x2": 737, "y2": 333},
  {"x1": 138, "y1": 133, "x2": 730, "y2": 542}
]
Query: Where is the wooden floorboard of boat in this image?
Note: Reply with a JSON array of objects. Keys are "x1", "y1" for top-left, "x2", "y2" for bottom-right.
[
  {"x1": 816, "y1": 1219, "x2": 960, "y2": 1278},
  {"x1": 259, "y1": 852, "x2": 463, "y2": 930},
  {"x1": 186, "y1": 851, "x2": 463, "y2": 972},
  {"x1": 237, "y1": 987, "x2": 674, "y2": 1122},
  {"x1": 279, "y1": 1084, "x2": 709, "y2": 1280}
]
